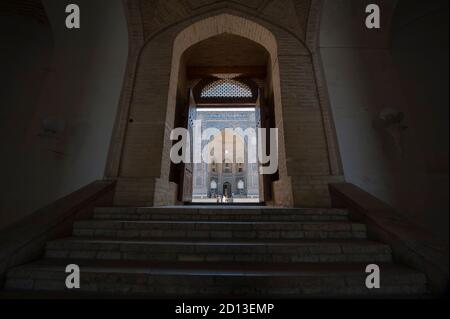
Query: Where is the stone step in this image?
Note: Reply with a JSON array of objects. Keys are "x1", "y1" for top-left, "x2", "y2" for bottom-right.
[
  {"x1": 45, "y1": 238, "x2": 392, "y2": 263},
  {"x1": 5, "y1": 259, "x2": 428, "y2": 297},
  {"x1": 73, "y1": 220, "x2": 367, "y2": 240},
  {"x1": 93, "y1": 207, "x2": 350, "y2": 222}
]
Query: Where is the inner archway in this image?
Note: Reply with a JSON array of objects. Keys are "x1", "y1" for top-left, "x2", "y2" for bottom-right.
[
  {"x1": 169, "y1": 31, "x2": 276, "y2": 205},
  {"x1": 223, "y1": 182, "x2": 232, "y2": 197},
  {"x1": 159, "y1": 14, "x2": 292, "y2": 206}
]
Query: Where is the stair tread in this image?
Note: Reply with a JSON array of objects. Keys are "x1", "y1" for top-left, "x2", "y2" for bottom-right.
[
  {"x1": 72, "y1": 219, "x2": 367, "y2": 240},
  {"x1": 48, "y1": 237, "x2": 387, "y2": 247},
  {"x1": 76, "y1": 220, "x2": 362, "y2": 225},
  {"x1": 95, "y1": 206, "x2": 348, "y2": 214},
  {"x1": 9, "y1": 259, "x2": 422, "y2": 277}
]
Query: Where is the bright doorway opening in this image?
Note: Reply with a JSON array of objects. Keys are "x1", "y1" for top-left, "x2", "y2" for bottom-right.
[{"x1": 191, "y1": 107, "x2": 260, "y2": 204}]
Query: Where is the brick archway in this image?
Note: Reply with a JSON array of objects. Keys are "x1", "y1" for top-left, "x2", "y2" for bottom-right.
[
  {"x1": 107, "y1": 8, "x2": 343, "y2": 208},
  {"x1": 158, "y1": 14, "x2": 293, "y2": 206}
]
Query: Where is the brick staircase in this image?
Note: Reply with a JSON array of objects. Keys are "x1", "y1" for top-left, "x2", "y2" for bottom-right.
[{"x1": 4, "y1": 206, "x2": 429, "y2": 297}]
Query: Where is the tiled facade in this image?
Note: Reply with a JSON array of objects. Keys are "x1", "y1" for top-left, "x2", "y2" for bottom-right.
[{"x1": 192, "y1": 109, "x2": 260, "y2": 201}]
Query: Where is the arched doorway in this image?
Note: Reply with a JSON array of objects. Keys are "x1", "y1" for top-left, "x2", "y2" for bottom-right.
[
  {"x1": 179, "y1": 72, "x2": 263, "y2": 204},
  {"x1": 223, "y1": 182, "x2": 231, "y2": 198},
  {"x1": 163, "y1": 15, "x2": 291, "y2": 206},
  {"x1": 108, "y1": 12, "x2": 343, "y2": 208}
]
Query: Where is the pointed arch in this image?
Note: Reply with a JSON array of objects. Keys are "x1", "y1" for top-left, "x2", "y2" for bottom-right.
[{"x1": 158, "y1": 14, "x2": 293, "y2": 206}]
